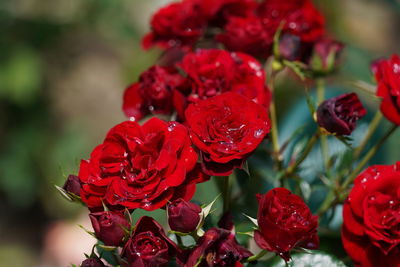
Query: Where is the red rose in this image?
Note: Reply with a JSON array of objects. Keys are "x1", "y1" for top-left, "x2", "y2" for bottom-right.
[
  {"x1": 216, "y1": 15, "x2": 274, "y2": 58},
  {"x1": 372, "y1": 54, "x2": 400, "y2": 125},
  {"x1": 258, "y1": 0, "x2": 325, "y2": 43},
  {"x1": 316, "y1": 93, "x2": 367, "y2": 136},
  {"x1": 176, "y1": 49, "x2": 271, "y2": 119},
  {"x1": 78, "y1": 118, "x2": 209, "y2": 211},
  {"x1": 167, "y1": 198, "x2": 202, "y2": 233},
  {"x1": 122, "y1": 216, "x2": 178, "y2": 267},
  {"x1": 202, "y1": 0, "x2": 258, "y2": 27},
  {"x1": 122, "y1": 65, "x2": 185, "y2": 121},
  {"x1": 342, "y1": 163, "x2": 400, "y2": 267},
  {"x1": 185, "y1": 92, "x2": 270, "y2": 176},
  {"x1": 142, "y1": 0, "x2": 208, "y2": 50},
  {"x1": 89, "y1": 211, "x2": 131, "y2": 246},
  {"x1": 254, "y1": 188, "x2": 319, "y2": 261}
]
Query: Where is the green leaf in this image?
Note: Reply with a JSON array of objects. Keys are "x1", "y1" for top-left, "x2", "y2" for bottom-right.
[
  {"x1": 96, "y1": 244, "x2": 116, "y2": 252},
  {"x1": 243, "y1": 214, "x2": 258, "y2": 227},
  {"x1": 270, "y1": 252, "x2": 346, "y2": 267}
]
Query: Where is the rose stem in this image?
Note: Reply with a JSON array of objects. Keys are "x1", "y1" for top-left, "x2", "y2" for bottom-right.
[
  {"x1": 285, "y1": 132, "x2": 319, "y2": 177},
  {"x1": 268, "y1": 70, "x2": 283, "y2": 170},
  {"x1": 342, "y1": 123, "x2": 398, "y2": 190},
  {"x1": 222, "y1": 175, "x2": 232, "y2": 214},
  {"x1": 353, "y1": 111, "x2": 383, "y2": 159},
  {"x1": 317, "y1": 123, "x2": 398, "y2": 215},
  {"x1": 316, "y1": 78, "x2": 329, "y2": 171},
  {"x1": 246, "y1": 250, "x2": 269, "y2": 262},
  {"x1": 175, "y1": 234, "x2": 184, "y2": 247}
]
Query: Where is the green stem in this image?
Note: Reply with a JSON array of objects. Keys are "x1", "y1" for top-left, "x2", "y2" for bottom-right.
[
  {"x1": 342, "y1": 124, "x2": 398, "y2": 190},
  {"x1": 318, "y1": 124, "x2": 398, "y2": 215},
  {"x1": 247, "y1": 250, "x2": 269, "y2": 262},
  {"x1": 222, "y1": 175, "x2": 231, "y2": 213},
  {"x1": 176, "y1": 234, "x2": 183, "y2": 247},
  {"x1": 268, "y1": 71, "x2": 282, "y2": 169},
  {"x1": 316, "y1": 78, "x2": 329, "y2": 170},
  {"x1": 353, "y1": 112, "x2": 383, "y2": 159},
  {"x1": 286, "y1": 133, "x2": 319, "y2": 176}
]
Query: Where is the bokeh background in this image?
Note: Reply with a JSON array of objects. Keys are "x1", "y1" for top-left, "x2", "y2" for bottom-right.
[{"x1": 0, "y1": 0, "x2": 400, "y2": 266}]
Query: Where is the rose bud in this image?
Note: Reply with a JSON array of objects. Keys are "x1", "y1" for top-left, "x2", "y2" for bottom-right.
[
  {"x1": 179, "y1": 227, "x2": 252, "y2": 267},
  {"x1": 372, "y1": 54, "x2": 400, "y2": 125},
  {"x1": 121, "y1": 216, "x2": 178, "y2": 267},
  {"x1": 316, "y1": 93, "x2": 366, "y2": 136},
  {"x1": 254, "y1": 188, "x2": 319, "y2": 261},
  {"x1": 342, "y1": 162, "x2": 400, "y2": 267},
  {"x1": 62, "y1": 174, "x2": 81, "y2": 196},
  {"x1": 310, "y1": 39, "x2": 344, "y2": 75},
  {"x1": 81, "y1": 258, "x2": 105, "y2": 267},
  {"x1": 89, "y1": 211, "x2": 130, "y2": 247},
  {"x1": 277, "y1": 34, "x2": 301, "y2": 61},
  {"x1": 167, "y1": 198, "x2": 202, "y2": 233}
]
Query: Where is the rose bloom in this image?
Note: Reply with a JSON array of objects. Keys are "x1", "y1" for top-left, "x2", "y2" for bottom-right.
[
  {"x1": 258, "y1": 0, "x2": 325, "y2": 43},
  {"x1": 89, "y1": 211, "x2": 131, "y2": 246},
  {"x1": 122, "y1": 65, "x2": 185, "y2": 121},
  {"x1": 255, "y1": 188, "x2": 319, "y2": 261},
  {"x1": 316, "y1": 93, "x2": 367, "y2": 136},
  {"x1": 185, "y1": 92, "x2": 270, "y2": 176},
  {"x1": 342, "y1": 163, "x2": 400, "y2": 267},
  {"x1": 142, "y1": 0, "x2": 208, "y2": 50},
  {"x1": 175, "y1": 49, "x2": 271, "y2": 119},
  {"x1": 201, "y1": 0, "x2": 258, "y2": 27},
  {"x1": 372, "y1": 54, "x2": 400, "y2": 125},
  {"x1": 78, "y1": 118, "x2": 209, "y2": 211},
  {"x1": 218, "y1": 0, "x2": 325, "y2": 58},
  {"x1": 122, "y1": 216, "x2": 178, "y2": 267}
]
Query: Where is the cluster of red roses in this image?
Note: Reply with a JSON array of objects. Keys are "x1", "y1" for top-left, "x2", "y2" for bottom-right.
[{"x1": 60, "y1": 0, "x2": 400, "y2": 266}]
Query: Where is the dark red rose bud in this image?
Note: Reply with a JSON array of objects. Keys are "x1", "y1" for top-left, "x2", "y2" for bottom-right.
[
  {"x1": 255, "y1": 188, "x2": 319, "y2": 261},
  {"x1": 179, "y1": 227, "x2": 252, "y2": 267},
  {"x1": 278, "y1": 34, "x2": 301, "y2": 61},
  {"x1": 372, "y1": 54, "x2": 400, "y2": 125},
  {"x1": 89, "y1": 211, "x2": 130, "y2": 246},
  {"x1": 81, "y1": 258, "x2": 105, "y2": 267},
  {"x1": 122, "y1": 216, "x2": 178, "y2": 267},
  {"x1": 310, "y1": 39, "x2": 344, "y2": 75},
  {"x1": 167, "y1": 198, "x2": 202, "y2": 233},
  {"x1": 62, "y1": 174, "x2": 81, "y2": 196},
  {"x1": 316, "y1": 93, "x2": 366, "y2": 136}
]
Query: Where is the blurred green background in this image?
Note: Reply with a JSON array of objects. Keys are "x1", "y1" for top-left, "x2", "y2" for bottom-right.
[{"x1": 0, "y1": 0, "x2": 399, "y2": 266}]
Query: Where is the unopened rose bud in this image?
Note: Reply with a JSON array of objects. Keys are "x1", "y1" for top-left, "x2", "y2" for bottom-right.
[
  {"x1": 62, "y1": 175, "x2": 81, "y2": 196},
  {"x1": 316, "y1": 93, "x2": 366, "y2": 136},
  {"x1": 278, "y1": 34, "x2": 301, "y2": 61},
  {"x1": 310, "y1": 39, "x2": 344, "y2": 75},
  {"x1": 81, "y1": 258, "x2": 105, "y2": 267},
  {"x1": 89, "y1": 211, "x2": 130, "y2": 246},
  {"x1": 167, "y1": 198, "x2": 202, "y2": 233}
]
